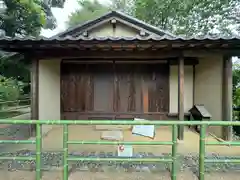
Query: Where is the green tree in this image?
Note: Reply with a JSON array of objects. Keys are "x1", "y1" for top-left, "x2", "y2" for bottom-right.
[
  {"x1": 0, "y1": 0, "x2": 66, "y2": 96},
  {"x1": 0, "y1": 75, "x2": 24, "y2": 102},
  {"x1": 110, "y1": 0, "x2": 134, "y2": 15},
  {"x1": 0, "y1": 52, "x2": 30, "y2": 82},
  {"x1": 233, "y1": 63, "x2": 240, "y2": 107},
  {"x1": 0, "y1": 0, "x2": 46, "y2": 37},
  {"x1": 67, "y1": 0, "x2": 240, "y2": 36},
  {"x1": 232, "y1": 61, "x2": 240, "y2": 135},
  {"x1": 0, "y1": 0, "x2": 66, "y2": 37},
  {"x1": 134, "y1": 0, "x2": 240, "y2": 36},
  {"x1": 67, "y1": 0, "x2": 134, "y2": 28},
  {"x1": 67, "y1": 0, "x2": 109, "y2": 27}
]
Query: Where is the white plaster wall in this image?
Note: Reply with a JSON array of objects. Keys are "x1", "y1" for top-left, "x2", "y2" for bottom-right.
[
  {"x1": 89, "y1": 22, "x2": 139, "y2": 37},
  {"x1": 37, "y1": 56, "x2": 223, "y2": 137},
  {"x1": 38, "y1": 59, "x2": 61, "y2": 135},
  {"x1": 169, "y1": 66, "x2": 193, "y2": 113},
  {"x1": 194, "y1": 55, "x2": 223, "y2": 137}
]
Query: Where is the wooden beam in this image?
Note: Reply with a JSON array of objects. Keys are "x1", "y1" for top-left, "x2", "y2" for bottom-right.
[
  {"x1": 178, "y1": 56, "x2": 185, "y2": 140},
  {"x1": 222, "y1": 56, "x2": 233, "y2": 141},
  {"x1": 61, "y1": 57, "x2": 199, "y2": 65},
  {"x1": 62, "y1": 60, "x2": 169, "y2": 64},
  {"x1": 193, "y1": 65, "x2": 196, "y2": 105},
  {"x1": 31, "y1": 50, "x2": 182, "y2": 59},
  {"x1": 169, "y1": 58, "x2": 198, "y2": 65},
  {"x1": 183, "y1": 50, "x2": 240, "y2": 57},
  {"x1": 30, "y1": 59, "x2": 39, "y2": 135}
]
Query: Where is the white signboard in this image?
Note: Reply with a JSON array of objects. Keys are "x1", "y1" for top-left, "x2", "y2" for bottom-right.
[
  {"x1": 132, "y1": 118, "x2": 155, "y2": 139},
  {"x1": 117, "y1": 145, "x2": 133, "y2": 157}
]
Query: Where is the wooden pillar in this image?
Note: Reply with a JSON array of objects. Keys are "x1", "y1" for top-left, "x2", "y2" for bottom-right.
[
  {"x1": 193, "y1": 65, "x2": 196, "y2": 105},
  {"x1": 178, "y1": 57, "x2": 184, "y2": 140},
  {"x1": 222, "y1": 56, "x2": 232, "y2": 141},
  {"x1": 30, "y1": 59, "x2": 39, "y2": 136}
]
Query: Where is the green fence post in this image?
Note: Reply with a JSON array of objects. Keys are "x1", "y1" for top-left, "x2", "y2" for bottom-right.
[
  {"x1": 63, "y1": 124, "x2": 69, "y2": 180},
  {"x1": 199, "y1": 124, "x2": 206, "y2": 180},
  {"x1": 36, "y1": 123, "x2": 42, "y2": 180},
  {"x1": 171, "y1": 124, "x2": 178, "y2": 180}
]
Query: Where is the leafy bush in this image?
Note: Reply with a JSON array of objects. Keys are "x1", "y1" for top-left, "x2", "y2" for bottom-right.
[
  {"x1": 0, "y1": 75, "x2": 24, "y2": 103},
  {"x1": 232, "y1": 63, "x2": 240, "y2": 136}
]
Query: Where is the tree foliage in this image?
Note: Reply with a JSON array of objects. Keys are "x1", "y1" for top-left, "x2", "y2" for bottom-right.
[
  {"x1": 134, "y1": 0, "x2": 240, "y2": 36},
  {"x1": 0, "y1": 52, "x2": 30, "y2": 82},
  {"x1": 233, "y1": 63, "x2": 240, "y2": 107},
  {"x1": 0, "y1": 0, "x2": 65, "y2": 37},
  {"x1": 0, "y1": 0, "x2": 65, "y2": 97},
  {"x1": 67, "y1": 0, "x2": 136, "y2": 28},
  {"x1": 67, "y1": 0, "x2": 240, "y2": 36},
  {"x1": 67, "y1": 0, "x2": 109, "y2": 27},
  {"x1": 0, "y1": 75, "x2": 24, "y2": 102},
  {"x1": 0, "y1": 0, "x2": 45, "y2": 37},
  {"x1": 0, "y1": 0, "x2": 65, "y2": 81}
]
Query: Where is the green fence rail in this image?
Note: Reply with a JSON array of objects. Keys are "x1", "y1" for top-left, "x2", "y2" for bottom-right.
[
  {"x1": 0, "y1": 120, "x2": 240, "y2": 180},
  {"x1": 0, "y1": 98, "x2": 30, "y2": 107},
  {"x1": 0, "y1": 98, "x2": 30, "y2": 118}
]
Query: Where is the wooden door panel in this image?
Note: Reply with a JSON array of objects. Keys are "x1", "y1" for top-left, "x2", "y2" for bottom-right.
[
  {"x1": 117, "y1": 73, "x2": 129, "y2": 112},
  {"x1": 141, "y1": 64, "x2": 169, "y2": 113},
  {"x1": 61, "y1": 62, "x2": 169, "y2": 120},
  {"x1": 115, "y1": 64, "x2": 143, "y2": 112},
  {"x1": 61, "y1": 63, "x2": 94, "y2": 112},
  {"x1": 75, "y1": 66, "x2": 86, "y2": 111},
  {"x1": 91, "y1": 64, "x2": 113, "y2": 112},
  {"x1": 115, "y1": 64, "x2": 136, "y2": 112},
  {"x1": 93, "y1": 73, "x2": 113, "y2": 111}
]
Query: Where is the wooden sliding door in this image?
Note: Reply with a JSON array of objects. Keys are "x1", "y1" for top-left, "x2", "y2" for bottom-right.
[{"x1": 61, "y1": 62, "x2": 169, "y2": 120}]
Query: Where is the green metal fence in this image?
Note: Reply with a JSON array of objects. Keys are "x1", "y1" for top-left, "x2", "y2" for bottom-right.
[
  {"x1": 0, "y1": 98, "x2": 30, "y2": 118},
  {"x1": 0, "y1": 120, "x2": 240, "y2": 180}
]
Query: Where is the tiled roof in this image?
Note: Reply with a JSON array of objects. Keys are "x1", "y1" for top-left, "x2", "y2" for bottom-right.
[
  {"x1": 54, "y1": 11, "x2": 176, "y2": 38},
  {"x1": 0, "y1": 34, "x2": 240, "y2": 42}
]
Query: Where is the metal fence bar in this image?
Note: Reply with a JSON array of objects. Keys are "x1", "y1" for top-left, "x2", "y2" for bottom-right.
[
  {"x1": 67, "y1": 157, "x2": 173, "y2": 162},
  {"x1": 0, "y1": 105, "x2": 30, "y2": 111},
  {"x1": 67, "y1": 140, "x2": 173, "y2": 145},
  {"x1": 171, "y1": 124, "x2": 177, "y2": 180},
  {"x1": 63, "y1": 124, "x2": 69, "y2": 180},
  {"x1": 199, "y1": 124, "x2": 206, "y2": 180},
  {"x1": 0, "y1": 156, "x2": 35, "y2": 160},
  {"x1": 0, "y1": 140, "x2": 35, "y2": 144},
  {"x1": 1, "y1": 120, "x2": 240, "y2": 125},
  {"x1": 206, "y1": 141, "x2": 240, "y2": 146},
  {"x1": 0, "y1": 99, "x2": 30, "y2": 104},
  {"x1": 2, "y1": 120, "x2": 240, "y2": 180},
  {"x1": 205, "y1": 159, "x2": 240, "y2": 163},
  {"x1": 36, "y1": 123, "x2": 42, "y2": 180}
]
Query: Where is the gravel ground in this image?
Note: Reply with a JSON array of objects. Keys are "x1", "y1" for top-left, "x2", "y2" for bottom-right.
[
  {"x1": 0, "y1": 125, "x2": 31, "y2": 139},
  {"x1": 0, "y1": 151, "x2": 240, "y2": 179},
  {"x1": 0, "y1": 150, "x2": 240, "y2": 174}
]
